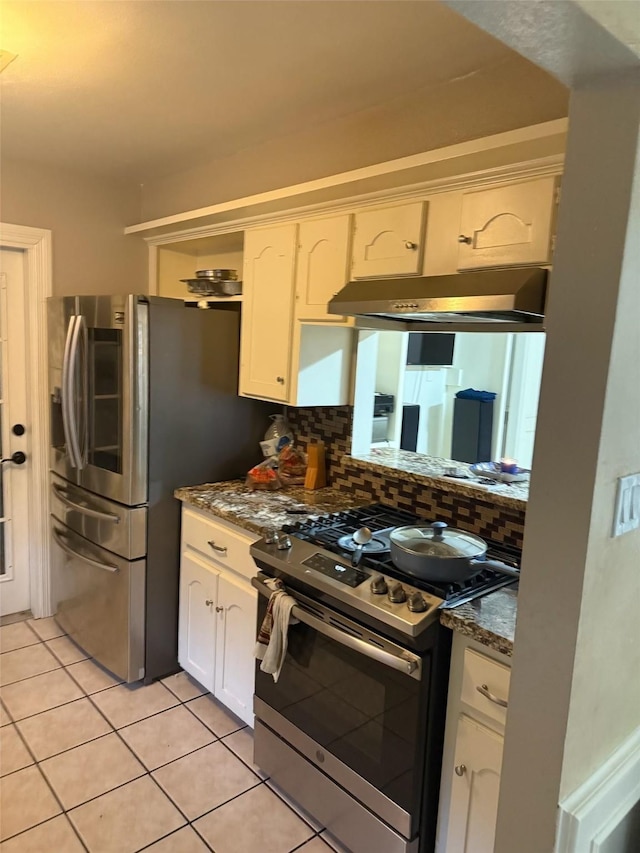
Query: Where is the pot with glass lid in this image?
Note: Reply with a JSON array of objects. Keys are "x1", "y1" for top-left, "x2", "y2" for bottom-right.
[{"x1": 389, "y1": 521, "x2": 519, "y2": 583}]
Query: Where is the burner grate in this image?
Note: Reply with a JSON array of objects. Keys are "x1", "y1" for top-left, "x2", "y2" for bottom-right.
[{"x1": 283, "y1": 503, "x2": 520, "y2": 606}]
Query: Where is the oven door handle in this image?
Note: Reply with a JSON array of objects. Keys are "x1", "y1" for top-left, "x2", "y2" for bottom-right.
[{"x1": 253, "y1": 577, "x2": 422, "y2": 680}]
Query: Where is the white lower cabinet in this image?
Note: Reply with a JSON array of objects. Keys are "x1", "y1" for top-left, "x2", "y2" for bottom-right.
[
  {"x1": 436, "y1": 636, "x2": 511, "y2": 853},
  {"x1": 214, "y1": 573, "x2": 257, "y2": 724},
  {"x1": 178, "y1": 506, "x2": 258, "y2": 727},
  {"x1": 445, "y1": 715, "x2": 504, "y2": 853},
  {"x1": 178, "y1": 551, "x2": 219, "y2": 693}
]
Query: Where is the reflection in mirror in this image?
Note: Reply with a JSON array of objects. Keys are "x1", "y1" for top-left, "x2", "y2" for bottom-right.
[{"x1": 352, "y1": 330, "x2": 545, "y2": 469}]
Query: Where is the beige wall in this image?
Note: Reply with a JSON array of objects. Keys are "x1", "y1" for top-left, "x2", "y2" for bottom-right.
[
  {"x1": 494, "y1": 69, "x2": 640, "y2": 853},
  {"x1": 140, "y1": 55, "x2": 567, "y2": 221},
  {"x1": 560, "y1": 75, "x2": 640, "y2": 796},
  {"x1": 1, "y1": 158, "x2": 146, "y2": 295}
]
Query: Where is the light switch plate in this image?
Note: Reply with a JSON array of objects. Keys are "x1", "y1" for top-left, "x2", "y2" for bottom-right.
[{"x1": 612, "y1": 473, "x2": 640, "y2": 537}]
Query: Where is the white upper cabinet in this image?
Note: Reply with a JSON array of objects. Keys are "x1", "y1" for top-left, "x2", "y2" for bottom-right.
[
  {"x1": 295, "y1": 214, "x2": 353, "y2": 322},
  {"x1": 457, "y1": 176, "x2": 558, "y2": 270},
  {"x1": 351, "y1": 201, "x2": 426, "y2": 278},
  {"x1": 240, "y1": 222, "x2": 353, "y2": 406},
  {"x1": 239, "y1": 224, "x2": 298, "y2": 403}
]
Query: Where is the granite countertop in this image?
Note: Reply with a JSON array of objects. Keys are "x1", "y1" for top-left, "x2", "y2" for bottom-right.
[
  {"x1": 175, "y1": 478, "x2": 517, "y2": 652},
  {"x1": 175, "y1": 479, "x2": 361, "y2": 536},
  {"x1": 344, "y1": 448, "x2": 528, "y2": 511},
  {"x1": 439, "y1": 586, "x2": 517, "y2": 655}
]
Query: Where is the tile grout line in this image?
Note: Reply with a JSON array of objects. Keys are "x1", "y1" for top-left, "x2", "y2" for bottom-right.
[
  {"x1": 3, "y1": 638, "x2": 323, "y2": 852},
  {"x1": 1, "y1": 706, "x2": 91, "y2": 852},
  {"x1": 1, "y1": 628, "x2": 91, "y2": 852}
]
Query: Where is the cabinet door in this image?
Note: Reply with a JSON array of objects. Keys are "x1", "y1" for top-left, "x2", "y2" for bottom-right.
[
  {"x1": 457, "y1": 177, "x2": 558, "y2": 270},
  {"x1": 214, "y1": 572, "x2": 258, "y2": 727},
  {"x1": 351, "y1": 201, "x2": 426, "y2": 278},
  {"x1": 296, "y1": 215, "x2": 353, "y2": 322},
  {"x1": 178, "y1": 552, "x2": 219, "y2": 693},
  {"x1": 239, "y1": 224, "x2": 297, "y2": 402},
  {"x1": 445, "y1": 715, "x2": 504, "y2": 853}
]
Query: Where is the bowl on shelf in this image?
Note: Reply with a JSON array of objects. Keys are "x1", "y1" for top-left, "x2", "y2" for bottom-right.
[
  {"x1": 181, "y1": 278, "x2": 243, "y2": 297},
  {"x1": 469, "y1": 462, "x2": 530, "y2": 483},
  {"x1": 194, "y1": 269, "x2": 238, "y2": 281}
]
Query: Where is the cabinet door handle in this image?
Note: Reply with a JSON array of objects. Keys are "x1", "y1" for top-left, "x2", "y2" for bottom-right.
[
  {"x1": 455, "y1": 764, "x2": 466, "y2": 777},
  {"x1": 205, "y1": 599, "x2": 214, "y2": 606},
  {"x1": 276, "y1": 376, "x2": 285, "y2": 384},
  {"x1": 215, "y1": 606, "x2": 224, "y2": 613},
  {"x1": 404, "y1": 241, "x2": 418, "y2": 250},
  {"x1": 207, "y1": 540, "x2": 228, "y2": 554},
  {"x1": 476, "y1": 683, "x2": 508, "y2": 708},
  {"x1": 458, "y1": 234, "x2": 473, "y2": 245}
]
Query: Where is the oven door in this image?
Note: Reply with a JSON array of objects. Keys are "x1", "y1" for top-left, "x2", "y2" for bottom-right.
[{"x1": 253, "y1": 575, "x2": 430, "y2": 840}]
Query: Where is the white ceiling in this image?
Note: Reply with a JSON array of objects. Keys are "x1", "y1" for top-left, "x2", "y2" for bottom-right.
[{"x1": 0, "y1": 0, "x2": 566, "y2": 183}]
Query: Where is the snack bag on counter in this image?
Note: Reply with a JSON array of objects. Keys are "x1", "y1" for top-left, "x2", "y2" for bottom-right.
[
  {"x1": 245, "y1": 458, "x2": 283, "y2": 491},
  {"x1": 278, "y1": 444, "x2": 308, "y2": 486}
]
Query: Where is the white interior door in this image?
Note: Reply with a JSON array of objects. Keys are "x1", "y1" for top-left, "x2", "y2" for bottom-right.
[
  {"x1": 0, "y1": 248, "x2": 31, "y2": 616},
  {"x1": 503, "y1": 333, "x2": 546, "y2": 468}
]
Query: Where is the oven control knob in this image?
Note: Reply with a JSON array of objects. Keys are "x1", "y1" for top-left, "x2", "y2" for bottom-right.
[
  {"x1": 264, "y1": 529, "x2": 280, "y2": 545},
  {"x1": 276, "y1": 535, "x2": 292, "y2": 550},
  {"x1": 388, "y1": 582, "x2": 407, "y2": 603},
  {"x1": 407, "y1": 592, "x2": 428, "y2": 613},
  {"x1": 370, "y1": 575, "x2": 388, "y2": 595}
]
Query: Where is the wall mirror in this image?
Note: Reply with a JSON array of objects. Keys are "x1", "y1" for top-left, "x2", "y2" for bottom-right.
[{"x1": 351, "y1": 329, "x2": 546, "y2": 469}]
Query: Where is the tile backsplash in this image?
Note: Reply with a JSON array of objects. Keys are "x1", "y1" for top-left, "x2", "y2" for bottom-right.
[{"x1": 287, "y1": 405, "x2": 525, "y2": 547}]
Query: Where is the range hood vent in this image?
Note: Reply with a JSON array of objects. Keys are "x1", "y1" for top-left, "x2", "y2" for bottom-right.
[{"x1": 328, "y1": 267, "x2": 547, "y2": 332}]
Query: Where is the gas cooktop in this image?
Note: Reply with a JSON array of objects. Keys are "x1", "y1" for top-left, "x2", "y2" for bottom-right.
[{"x1": 250, "y1": 503, "x2": 520, "y2": 639}]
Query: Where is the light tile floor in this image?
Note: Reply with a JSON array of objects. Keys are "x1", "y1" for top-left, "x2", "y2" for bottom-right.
[{"x1": 0, "y1": 616, "x2": 347, "y2": 853}]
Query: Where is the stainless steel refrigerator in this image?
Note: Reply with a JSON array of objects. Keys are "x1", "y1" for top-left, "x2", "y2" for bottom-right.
[{"x1": 48, "y1": 295, "x2": 272, "y2": 683}]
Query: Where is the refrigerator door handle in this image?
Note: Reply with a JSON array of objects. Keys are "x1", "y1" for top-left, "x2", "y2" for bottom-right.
[
  {"x1": 52, "y1": 483, "x2": 120, "y2": 524},
  {"x1": 67, "y1": 314, "x2": 85, "y2": 470},
  {"x1": 52, "y1": 526, "x2": 119, "y2": 573},
  {"x1": 61, "y1": 315, "x2": 79, "y2": 468},
  {"x1": 76, "y1": 314, "x2": 89, "y2": 469}
]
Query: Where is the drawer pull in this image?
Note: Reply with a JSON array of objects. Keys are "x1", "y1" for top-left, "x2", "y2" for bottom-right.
[
  {"x1": 476, "y1": 683, "x2": 508, "y2": 708},
  {"x1": 455, "y1": 764, "x2": 466, "y2": 777},
  {"x1": 207, "y1": 540, "x2": 228, "y2": 555}
]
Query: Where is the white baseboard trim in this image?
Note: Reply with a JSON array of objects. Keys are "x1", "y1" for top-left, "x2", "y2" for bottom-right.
[{"x1": 555, "y1": 725, "x2": 640, "y2": 853}]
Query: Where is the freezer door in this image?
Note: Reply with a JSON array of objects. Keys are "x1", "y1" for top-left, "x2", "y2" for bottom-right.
[
  {"x1": 74, "y1": 295, "x2": 149, "y2": 506},
  {"x1": 51, "y1": 519, "x2": 146, "y2": 682},
  {"x1": 48, "y1": 297, "x2": 81, "y2": 483},
  {"x1": 50, "y1": 474, "x2": 147, "y2": 560}
]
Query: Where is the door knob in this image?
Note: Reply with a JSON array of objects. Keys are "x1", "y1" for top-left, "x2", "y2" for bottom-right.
[
  {"x1": 12, "y1": 424, "x2": 25, "y2": 436},
  {"x1": 1, "y1": 452, "x2": 26, "y2": 465}
]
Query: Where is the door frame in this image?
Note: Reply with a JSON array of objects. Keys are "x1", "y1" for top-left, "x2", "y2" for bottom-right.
[{"x1": 0, "y1": 223, "x2": 52, "y2": 618}]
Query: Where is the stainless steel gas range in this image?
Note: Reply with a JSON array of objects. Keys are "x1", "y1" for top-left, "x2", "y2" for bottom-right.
[{"x1": 250, "y1": 504, "x2": 520, "y2": 853}]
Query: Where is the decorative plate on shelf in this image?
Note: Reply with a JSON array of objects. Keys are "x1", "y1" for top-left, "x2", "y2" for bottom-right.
[{"x1": 469, "y1": 462, "x2": 531, "y2": 483}]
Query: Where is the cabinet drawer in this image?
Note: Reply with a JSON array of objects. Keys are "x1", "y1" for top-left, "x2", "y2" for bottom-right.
[
  {"x1": 181, "y1": 508, "x2": 258, "y2": 581},
  {"x1": 460, "y1": 649, "x2": 511, "y2": 726}
]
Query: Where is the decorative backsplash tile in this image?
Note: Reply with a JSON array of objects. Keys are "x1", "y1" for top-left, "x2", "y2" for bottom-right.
[
  {"x1": 287, "y1": 404, "x2": 525, "y2": 547},
  {"x1": 286, "y1": 405, "x2": 352, "y2": 482}
]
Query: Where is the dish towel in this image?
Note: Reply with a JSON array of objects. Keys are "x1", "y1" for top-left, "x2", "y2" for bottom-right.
[{"x1": 254, "y1": 578, "x2": 298, "y2": 683}]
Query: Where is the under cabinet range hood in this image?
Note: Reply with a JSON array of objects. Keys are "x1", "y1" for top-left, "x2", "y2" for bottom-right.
[{"x1": 328, "y1": 267, "x2": 548, "y2": 332}]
